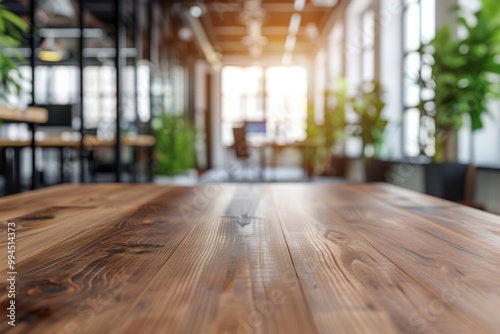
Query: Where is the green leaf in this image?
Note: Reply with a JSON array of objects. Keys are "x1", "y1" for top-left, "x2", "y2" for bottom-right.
[{"x1": 0, "y1": 10, "x2": 28, "y2": 31}]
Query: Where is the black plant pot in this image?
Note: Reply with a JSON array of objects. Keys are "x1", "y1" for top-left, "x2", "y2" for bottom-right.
[
  {"x1": 365, "y1": 159, "x2": 391, "y2": 183},
  {"x1": 424, "y1": 163, "x2": 469, "y2": 202},
  {"x1": 329, "y1": 155, "x2": 348, "y2": 177}
]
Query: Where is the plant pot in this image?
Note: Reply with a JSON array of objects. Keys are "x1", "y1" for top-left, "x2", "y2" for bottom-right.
[
  {"x1": 365, "y1": 159, "x2": 391, "y2": 183},
  {"x1": 329, "y1": 155, "x2": 348, "y2": 177},
  {"x1": 424, "y1": 163, "x2": 468, "y2": 201}
]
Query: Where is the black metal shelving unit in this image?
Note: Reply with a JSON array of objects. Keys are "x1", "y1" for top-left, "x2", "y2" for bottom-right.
[{"x1": 4, "y1": 0, "x2": 155, "y2": 186}]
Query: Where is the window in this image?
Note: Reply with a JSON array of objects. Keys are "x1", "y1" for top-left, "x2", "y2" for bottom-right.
[
  {"x1": 3, "y1": 66, "x2": 32, "y2": 109},
  {"x1": 346, "y1": 0, "x2": 375, "y2": 157},
  {"x1": 34, "y1": 66, "x2": 79, "y2": 105},
  {"x1": 137, "y1": 62, "x2": 151, "y2": 123},
  {"x1": 314, "y1": 49, "x2": 327, "y2": 125},
  {"x1": 380, "y1": 0, "x2": 404, "y2": 159},
  {"x1": 402, "y1": 0, "x2": 436, "y2": 157},
  {"x1": 221, "y1": 66, "x2": 308, "y2": 146},
  {"x1": 329, "y1": 23, "x2": 344, "y2": 81},
  {"x1": 265, "y1": 66, "x2": 308, "y2": 143},
  {"x1": 361, "y1": 9, "x2": 375, "y2": 82},
  {"x1": 84, "y1": 65, "x2": 116, "y2": 130},
  {"x1": 221, "y1": 66, "x2": 264, "y2": 145}
]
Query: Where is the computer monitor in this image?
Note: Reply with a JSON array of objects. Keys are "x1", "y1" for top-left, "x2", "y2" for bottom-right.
[
  {"x1": 245, "y1": 121, "x2": 266, "y2": 134},
  {"x1": 38, "y1": 104, "x2": 75, "y2": 128}
]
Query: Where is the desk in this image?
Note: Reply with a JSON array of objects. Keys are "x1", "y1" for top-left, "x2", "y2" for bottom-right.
[
  {"x1": 265, "y1": 141, "x2": 318, "y2": 180},
  {"x1": 0, "y1": 106, "x2": 48, "y2": 124},
  {"x1": 0, "y1": 135, "x2": 156, "y2": 149},
  {"x1": 83, "y1": 134, "x2": 156, "y2": 149},
  {"x1": 0, "y1": 107, "x2": 49, "y2": 192},
  {"x1": 82, "y1": 135, "x2": 156, "y2": 182},
  {"x1": 1, "y1": 183, "x2": 499, "y2": 333},
  {"x1": 226, "y1": 140, "x2": 319, "y2": 181},
  {"x1": 0, "y1": 135, "x2": 156, "y2": 187}
]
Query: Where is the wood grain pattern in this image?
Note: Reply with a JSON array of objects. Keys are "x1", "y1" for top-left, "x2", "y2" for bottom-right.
[{"x1": 1, "y1": 183, "x2": 499, "y2": 333}]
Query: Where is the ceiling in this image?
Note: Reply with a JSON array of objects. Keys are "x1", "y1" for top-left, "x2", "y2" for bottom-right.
[
  {"x1": 173, "y1": 0, "x2": 339, "y2": 59},
  {"x1": 3, "y1": 0, "x2": 340, "y2": 63}
]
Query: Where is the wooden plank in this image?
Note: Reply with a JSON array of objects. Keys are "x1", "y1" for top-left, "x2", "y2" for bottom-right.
[
  {"x1": 122, "y1": 134, "x2": 156, "y2": 147},
  {"x1": 350, "y1": 184, "x2": 500, "y2": 255},
  {"x1": 331, "y1": 184, "x2": 500, "y2": 333},
  {"x1": 0, "y1": 106, "x2": 48, "y2": 124},
  {"x1": 0, "y1": 185, "x2": 173, "y2": 274},
  {"x1": 36, "y1": 136, "x2": 80, "y2": 148},
  {"x1": 272, "y1": 185, "x2": 399, "y2": 334},
  {"x1": 79, "y1": 185, "x2": 317, "y2": 334},
  {"x1": 0, "y1": 135, "x2": 155, "y2": 148},
  {"x1": 272, "y1": 184, "x2": 475, "y2": 334},
  {"x1": 84, "y1": 135, "x2": 156, "y2": 149},
  {"x1": 0, "y1": 139, "x2": 30, "y2": 147},
  {"x1": 0, "y1": 184, "x2": 169, "y2": 220},
  {"x1": 0, "y1": 186, "x2": 210, "y2": 333},
  {"x1": 0, "y1": 137, "x2": 79, "y2": 148},
  {"x1": 0, "y1": 184, "x2": 84, "y2": 220},
  {"x1": 1, "y1": 184, "x2": 499, "y2": 333}
]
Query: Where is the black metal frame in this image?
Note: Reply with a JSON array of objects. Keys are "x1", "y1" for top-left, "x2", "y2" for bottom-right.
[
  {"x1": 147, "y1": 0, "x2": 156, "y2": 182},
  {"x1": 2, "y1": 0, "x2": 160, "y2": 190},
  {"x1": 114, "y1": 0, "x2": 123, "y2": 182},
  {"x1": 29, "y1": 0, "x2": 37, "y2": 190},
  {"x1": 79, "y1": 0, "x2": 86, "y2": 183},
  {"x1": 401, "y1": 0, "x2": 424, "y2": 159}
]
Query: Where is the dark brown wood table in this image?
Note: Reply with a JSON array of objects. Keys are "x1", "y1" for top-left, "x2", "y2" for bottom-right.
[{"x1": 1, "y1": 183, "x2": 499, "y2": 333}]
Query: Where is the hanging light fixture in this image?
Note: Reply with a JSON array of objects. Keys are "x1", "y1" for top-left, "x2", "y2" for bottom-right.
[
  {"x1": 38, "y1": 32, "x2": 66, "y2": 62},
  {"x1": 178, "y1": 26, "x2": 194, "y2": 41},
  {"x1": 38, "y1": 0, "x2": 75, "y2": 18},
  {"x1": 189, "y1": 5, "x2": 203, "y2": 18}
]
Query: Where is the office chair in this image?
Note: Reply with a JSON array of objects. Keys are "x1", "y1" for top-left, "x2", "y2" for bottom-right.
[{"x1": 229, "y1": 126, "x2": 255, "y2": 181}]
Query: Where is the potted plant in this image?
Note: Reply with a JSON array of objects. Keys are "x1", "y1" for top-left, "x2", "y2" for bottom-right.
[
  {"x1": 0, "y1": 3, "x2": 28, "y2": 181},
  {"x1": 0, "y1": 2, "x2": 29, "y2": 107},
  {"x1": 418, "y1": 0, "x2": 500, "y2": 200},
  {"x1": 350, "y1": 80, "x2": 389, "y2": 182},
  {"x1": 323, "y1": 78, "x2": 348, "y2": 177},
  {"x1": 305, "y1": 104, "x2": 324, "y2": 177},
  {"x1": 455, "y1": 0, "x2": 500, "y2": 160},
  {"x1": 418, "y1": 26, "x2": 464, "y2": 163},
  {"x1": 152, "y1": 112, "x2": 197, "y2": 176}
]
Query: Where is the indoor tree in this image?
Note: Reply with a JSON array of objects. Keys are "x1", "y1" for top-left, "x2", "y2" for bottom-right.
[
  {"x1": 350, "y1": 80, "x2": 388, "y2": 160},
  {"x1": 324, "y1": 78, "x2": 348, "y2": 156},
  {"x1": 0, "y1": 1, "x2": 28, "y2": 104},
  {"x1": 418, "y1": 0, "x2": 500, "y2": 163}
]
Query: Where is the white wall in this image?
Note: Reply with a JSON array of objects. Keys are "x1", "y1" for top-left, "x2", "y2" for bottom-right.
[{"x1": 473, "y1": 100, "x2": 500, "y2": 165}]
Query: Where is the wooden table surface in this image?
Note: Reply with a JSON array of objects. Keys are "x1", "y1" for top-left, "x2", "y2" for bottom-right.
[{"x1": 1, "y1": 183, "x2": 499, "y2": 333}]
